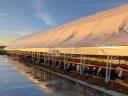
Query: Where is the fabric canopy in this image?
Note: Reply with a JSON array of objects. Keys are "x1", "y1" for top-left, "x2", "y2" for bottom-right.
[
  {"x1": 6, "y1": 46, "x2": 128, "y2": 56},
  {"x1": 6, "y1": 4, "x2": 128, "y2": 56},
  {"x1": 7, "y1": 4, "x2": 128, "y2": 48}
]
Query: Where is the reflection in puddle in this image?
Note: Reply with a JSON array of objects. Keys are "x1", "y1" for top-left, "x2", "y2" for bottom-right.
[
  {"x1": 0, "y1": 55, "x2": 111, "y2": 96},
  {"x1": 25, "y1": 66, "x2": 111, "y2": 96}
]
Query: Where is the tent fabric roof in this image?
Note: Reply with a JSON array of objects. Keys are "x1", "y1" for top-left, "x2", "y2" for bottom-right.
[
  {"x1": 7, "y1": 4, "x2": 128, "y2": 49},
  {"x1": 6, "y1": 46, "x2": 128, "y2": 56}
]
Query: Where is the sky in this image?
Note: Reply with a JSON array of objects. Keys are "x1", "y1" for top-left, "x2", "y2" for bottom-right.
[{"x1": 0, "y1": 0, "x2": 128, "y2": 45}]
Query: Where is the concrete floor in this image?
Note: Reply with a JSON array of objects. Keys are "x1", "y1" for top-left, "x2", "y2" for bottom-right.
[
  {"x1": 0, "y1": 55, "x2": 49, "y2": 96},
  {"x1": 0, "y1": 55, "x2": 110, "y2": 96}
]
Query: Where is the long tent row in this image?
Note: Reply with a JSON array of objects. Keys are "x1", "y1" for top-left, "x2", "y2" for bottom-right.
[
  {"x1": 5, "y1": 4, "x2": 128, "y2": 86},
  {"x1": 6, "y1": 4, "x2": 128, "y2": 48}
]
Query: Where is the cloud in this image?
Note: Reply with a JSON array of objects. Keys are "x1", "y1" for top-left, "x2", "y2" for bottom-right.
[
  {"x1": 33, "y1": 0, "x2": 56, "y2": 26},
  {"x1": 0, "y1": 26, "x2": 38, "y2": 40},
  {"x1": 0, "y1": 13, "x2": 8, "y2": 17},
  {"x1": 38, "y1": 12, "x2": 56, "y2": 26},
  {"x1": 0, "y1": 27, "x2": 36, "y2": 45}
]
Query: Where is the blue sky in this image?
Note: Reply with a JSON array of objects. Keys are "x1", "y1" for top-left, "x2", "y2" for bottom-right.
[{"x1": 0, "y1": 0, "x2": 128, "y2": 45}]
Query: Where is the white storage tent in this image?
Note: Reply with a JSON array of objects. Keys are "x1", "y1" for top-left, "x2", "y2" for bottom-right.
[{"x1": 6, "y1": 4, "x2": 128, "y2": 56}]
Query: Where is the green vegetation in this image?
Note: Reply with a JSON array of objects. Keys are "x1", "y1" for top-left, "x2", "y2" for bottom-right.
[
  {"x1": 0, "y1": 47, "x2": 6, "y2": 55},
  {"x1": 0, "y1": 48, "x2": 3, "y2": 51}
]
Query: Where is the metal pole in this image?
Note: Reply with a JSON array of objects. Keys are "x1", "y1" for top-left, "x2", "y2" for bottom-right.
[
  {"x1": 105, "y1": 56, "x2": 111, "y2": 83},
  {"x1": 44, "y1": 53, "x2": 46, "y2": 65},
  {"x1": 80, "y1": 54, "x2": 84, "y2": 75},
  {"x1": 64, "y1": 53, "x2": 66, "y2": 71}
]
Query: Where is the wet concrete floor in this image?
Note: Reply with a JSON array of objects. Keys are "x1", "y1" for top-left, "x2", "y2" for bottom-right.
[{"x1": 0, "y1": 55, "x2": 110, "y2": 96}]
